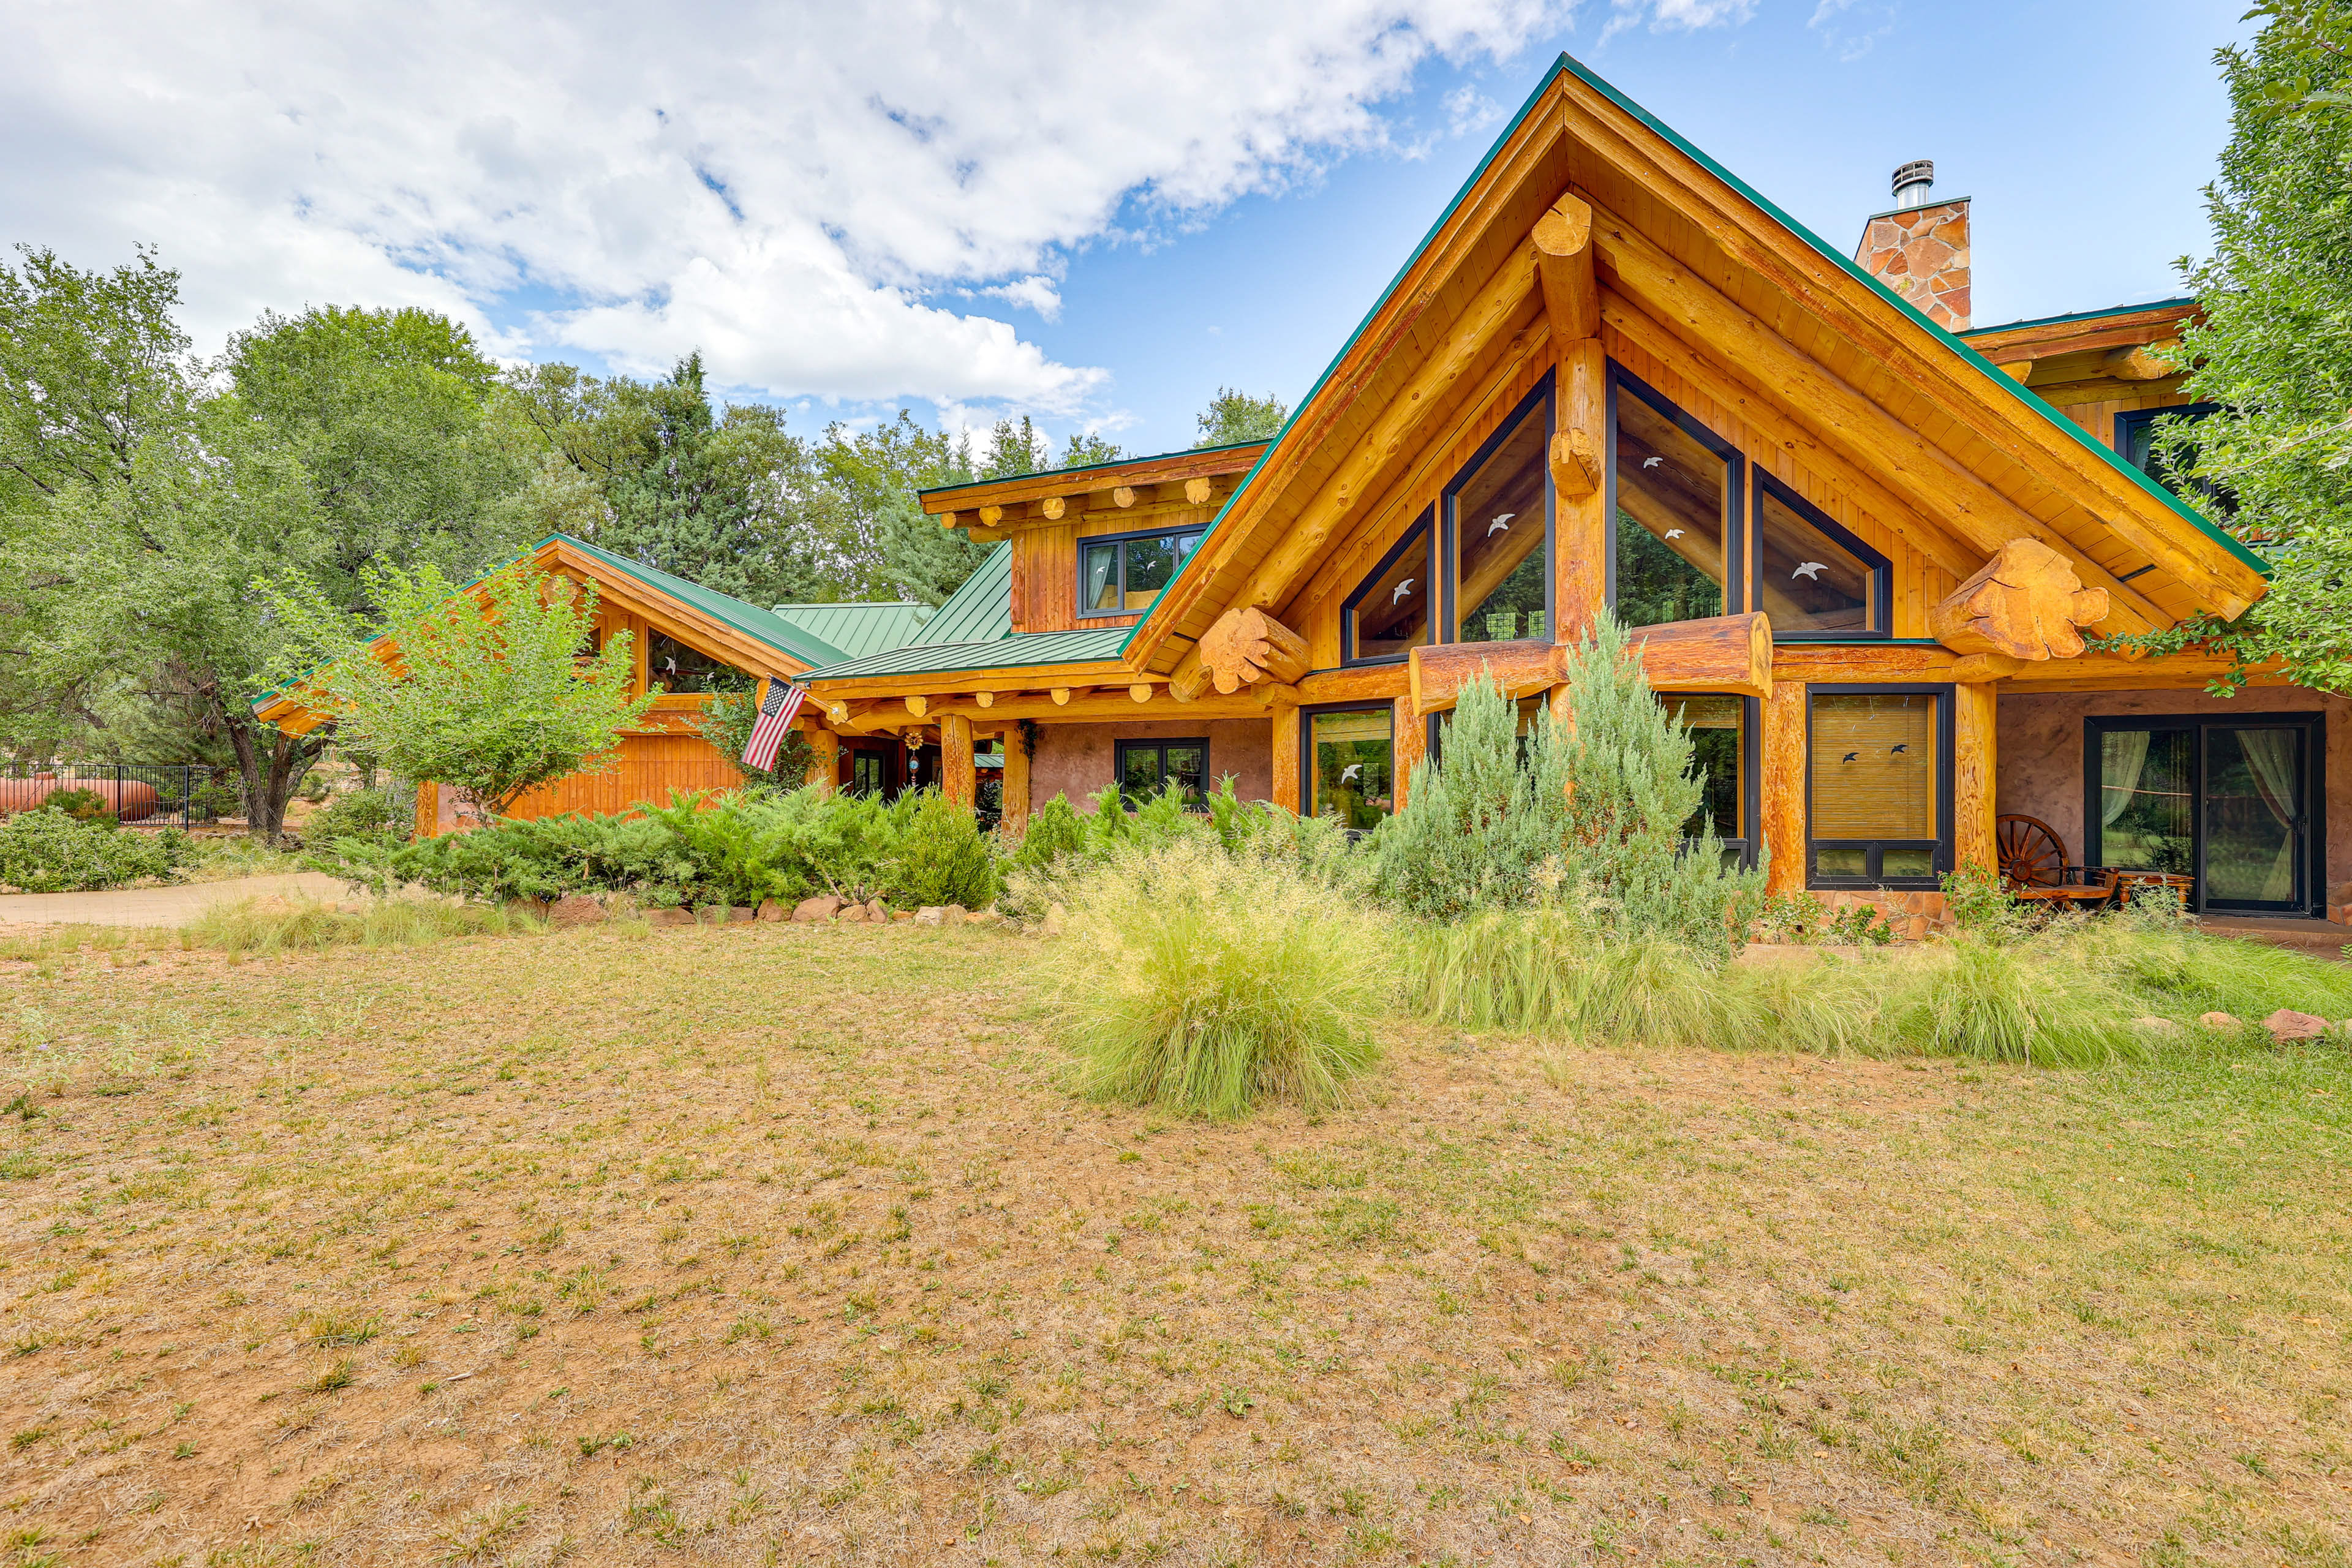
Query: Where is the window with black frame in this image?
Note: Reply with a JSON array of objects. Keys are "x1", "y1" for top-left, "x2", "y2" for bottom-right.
[
  {"x1": 1808, "y1": 689, "x2": 1948, "y2": 887},
  {"x1": 1080, "y1": 529, "x2": 1205, "y2": 616},
  {"x1": 647, "y1": 630, "x2": 756, "y2": 694},
  {"x1": 1611, "y1": 371, "x2": 1738, "y2": 628},
  {"x1": 1449, "y1": 388, "x2": 1551, "y2": 644},
  {"x1": 1115, "y1": 737, "x2": 1208, "y2": 808},
  {"x1": 1753, "y1": 474, "x2": 1889, "y2": 638},
  {"x1": 2115, "y1": 403, "x2": 2234, "y2": 521},
  {"x1": 1342, "y1": 511, "x2": 1436, "y2": 664},
  {"x1": 1667, "y1": 694, "x2": 1750, "y2": 863},
  {"x1": 1306, "y1": 707, "x2": 1395, "y2": 828}
]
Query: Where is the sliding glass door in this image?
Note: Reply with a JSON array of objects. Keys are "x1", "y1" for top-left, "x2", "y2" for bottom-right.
[{"x1": 2086, "y1": 714, "x2": 2322, "y2": 914}]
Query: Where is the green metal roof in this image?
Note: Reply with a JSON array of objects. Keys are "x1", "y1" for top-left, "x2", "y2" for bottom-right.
[
  {"x1": 910, "y1": 543, "x2": 1014, "y2": 646},
  {"x1": 1111, "y1": 56, "x2": 2264, "y2": 665},
  {"x1": 770, "y1": 600, "x2": 937, "y2": 659},
  {"x1": 544, "y1": 534, "x2": 851, "y2": 668},
  {"x1": 800, "y1": 626, "x2": 1128, "y2": 683}
]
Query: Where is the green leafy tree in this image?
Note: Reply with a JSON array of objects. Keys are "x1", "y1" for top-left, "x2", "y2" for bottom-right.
[
  {"x1": 694, "y1": 687, "x2": 815, "y2": 790},
  {"x1": 1195, "y1": 387, "x2": 1288, "y2": 447},
  {"x1": 2123, "y1": 1, "x2": 2352, "y2": 690},
  {"x1": 269, "y1": 562, "x2": 654, "y2": 821}
]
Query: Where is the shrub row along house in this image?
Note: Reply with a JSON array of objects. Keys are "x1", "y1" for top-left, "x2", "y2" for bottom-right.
[{"x1": 258, "y1": 55, "x2": 2339, "y2": 924}]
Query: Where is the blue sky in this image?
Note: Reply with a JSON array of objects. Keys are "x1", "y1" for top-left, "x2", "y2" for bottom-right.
[
  {"x1": 4, "y1": 0, "x2": 2253, "y2": 462},
  {"x1": 998, "y1": 0, "x2": 2250, "y2": 457}
]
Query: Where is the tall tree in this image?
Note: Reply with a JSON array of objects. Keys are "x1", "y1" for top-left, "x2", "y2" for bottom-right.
[
  {"x1": 1195, "y1": 387, "x2": 1288, "y2": 447},
  {"x1": 2134, "y1": 1, "x2": 2352, "y2": 689}
]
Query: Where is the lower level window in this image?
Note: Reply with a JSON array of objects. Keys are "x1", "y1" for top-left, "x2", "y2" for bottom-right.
[
  {"x1": 1667, "y1": 694, "x2": 1749, "y2": 861},
  {"x1": 1308, "y1": 707, "x2": 1395, "y2": 828},
  {"x1": 1809, "y1": 690, "x2": 1947, "y2": 886},
  {"x1": 1116, "y1": 738, "x2": 1208, "y2": 808},
  {"x1": 848, "y1": 751, "x2": 887, "y2": 797}
]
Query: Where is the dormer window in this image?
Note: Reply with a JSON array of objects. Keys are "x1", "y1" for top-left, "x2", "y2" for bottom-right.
[{"x1": 1080, "y1": 528, "x2": 1204, "y2": 616}]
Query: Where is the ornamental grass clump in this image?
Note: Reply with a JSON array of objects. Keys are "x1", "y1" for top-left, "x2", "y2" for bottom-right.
[{"x1": 1044, "y1": 838, "x2": 1391, "y2": 1118}]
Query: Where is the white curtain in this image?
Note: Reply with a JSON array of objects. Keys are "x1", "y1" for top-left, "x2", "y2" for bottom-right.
[
  {"x1": 1084, "y1": 549, "x2": 1116, "y2": 611},
  {"x1": 2238, "y1": 728, "x2": 2301, "y2": 902},
  {"x1": 2100, "y1": 729, "x2": 2152, "y2": 829}
]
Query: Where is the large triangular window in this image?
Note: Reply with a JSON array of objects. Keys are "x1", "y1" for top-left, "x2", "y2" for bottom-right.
[{"x1": 1751, "y1": 473, "x2": 1890, "y2": 639}]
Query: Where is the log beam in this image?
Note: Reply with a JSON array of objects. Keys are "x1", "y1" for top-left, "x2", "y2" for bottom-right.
[
  {"x1": 1953, "y1": 682, "x2": 1997, "y2": 873},
  {"x1": 1532, "y1": 192, "x2": 1599, "y2": 342},
  {"x1": 904, "y1": 694, "x2": 930, "y2": 718},
  {"x1": 1588, "y1": 202, "x2": 2206, "y2": 628},
  {"x1": 1184, "y1": 478, "x2": 1213, "y2": 505},
  {"x1": 1269, "y1": 699, "x2": 1301, "y2": 813},
  {"x1": 1198, "y1": 606, "x2": 1311, "y2": 695},
  {"x1": 1929, "y1": 539, "x2": 2109, "y2": 661},
  {"x1": 1041, "y1": 496, "x2": 1071, "y2": 521},
  {"x1": 1409, "y1": 638, "x2": 1562, "y2": 717},
  {"x1": 1410, "y1": 612, "x2": 1771, "y2": 717},
  {"x1": 804, "y1": 725, "x2": 839, "y2": 797},
  {"x1": 1001, "y1": 730, "x2": 1031, "y2": 832},
  {"x1": 1392, "y1": 696, "x2": 1426, "y2": 813}
]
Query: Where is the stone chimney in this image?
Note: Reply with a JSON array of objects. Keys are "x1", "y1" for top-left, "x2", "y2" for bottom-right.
[{"x1": 1853, "y1": 159, "x2": 1971, "y2": 330}]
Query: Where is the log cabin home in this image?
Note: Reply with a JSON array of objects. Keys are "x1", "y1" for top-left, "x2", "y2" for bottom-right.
[
  {"x1": 256, "y1": 53, "x2": 2339, "y2": 927},
  {"x1": 792, "y1": 55, "x2": 2337, "y2": 928}
]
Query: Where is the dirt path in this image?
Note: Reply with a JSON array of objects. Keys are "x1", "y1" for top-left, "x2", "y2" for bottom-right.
[{"x1": 0, "y1": 870, "x2": 348, "y2": 927}]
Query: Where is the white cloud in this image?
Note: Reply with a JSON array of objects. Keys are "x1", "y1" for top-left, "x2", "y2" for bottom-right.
[
  {"x1": 1446, "y1": 85, "x2": 1508, "y2": 138},
  {"x1": 1807, "y1": 0, "x2": 1899, "y2": 62},
  {"x1": 1599, "y1": 0, "x2": 1757, "y2": 44},
  {"x1": 0, "y1": 0, "x2": 1579, "y2": 414}
]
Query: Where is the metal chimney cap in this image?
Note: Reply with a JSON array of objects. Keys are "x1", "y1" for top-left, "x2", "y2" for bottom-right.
[{"x1": 1891, "y1": 159, "x2": 1936, "y2": 208}]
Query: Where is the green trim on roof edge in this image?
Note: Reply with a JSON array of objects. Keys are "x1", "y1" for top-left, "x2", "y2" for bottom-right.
[
  {"x1": 1115, "y1": 56, "x2": 2260, "y2": 663},
  {"x1": 917, "y1": 437, "x2": 1270, "y2": 502},
  {"x1": 1959, "y1": 297, "x2": 2199, "y2": 338}
]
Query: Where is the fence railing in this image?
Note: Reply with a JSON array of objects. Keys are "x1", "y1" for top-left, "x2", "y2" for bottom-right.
[{"x1": 0, "y1": 764, "x2": 239, "y2": 829}]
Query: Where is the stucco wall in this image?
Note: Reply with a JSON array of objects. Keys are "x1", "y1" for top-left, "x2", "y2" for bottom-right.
[
  {"x1": 1030, "y1": 718, "x2": 1275, "y2": 810},
  {"x1": 1997, "y1": 687, "x2": 2352, "y2": 898}
]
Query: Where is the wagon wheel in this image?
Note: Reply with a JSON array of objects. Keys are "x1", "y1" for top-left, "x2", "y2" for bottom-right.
[{"x1": 1995, "y1": 814, "x2": 2068, "y2": 890}]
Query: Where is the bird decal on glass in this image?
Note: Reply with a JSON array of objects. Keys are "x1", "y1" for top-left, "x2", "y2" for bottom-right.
[
  {"x1": 1842, "y1": 752, "x2": 1860, "y2": 763},
  {"x1": 1791, "y1": 561, "x2": 1829, "y2": 580},
  {"x1": 1890, "y1": 744, "x2": 1909, "y2": 754},
  {"x1": 1642, "y1": 455, "x2": 1663, "y2": 469},
  {"x1": 1664, "y1": 529, "x2": 1684, "y2": 540},
  {"x1": 1486, "y1": 513, "x2": 1514, "y2": 536},
  {"x1": 1390, "y1": 578, "x2": 1417, "y2": 606},
  {"x1": 1340, "y1": 763, "x2": 1362, "y2": 783}
]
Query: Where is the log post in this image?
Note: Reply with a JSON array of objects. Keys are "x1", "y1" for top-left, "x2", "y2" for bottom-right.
[
  {"x1": 1198, "y1": 605, "x2": 1310, "y2": 695},
  {"x1": 1391, "y1": 696, "x2": 1425, "y2": 814},
  {"x1": 1929, "y1": 539, "x2": 2109, "y2": 661},
  {"x1": 941, "y1": 713, "x2": 975, "y2": 807},
  {"x1": 415, "y1": 779, "x2": 441, "y2": 840},
  {"x1": 1953, "y1": 683, "x2": 1997, "y2": 875},
  {"x1": 1268, "y1": 702, "x2": 1301, "y2": 815},
  {"x1": 1000, "y1": 729, "x2": 1030, "y2": 834},
  {"x1": 1762, "y1": 680, "x2": 1808, "y2": 898},
  {"x1": 804, "y1": 725, "x2": 839, "y2": 798},
  {"x1": 1554, "y1": 339, "x2": 1609, "y2": 647},
  {"x1": 1532, "y1": 192, "x2": 1599, "y2": 342}
]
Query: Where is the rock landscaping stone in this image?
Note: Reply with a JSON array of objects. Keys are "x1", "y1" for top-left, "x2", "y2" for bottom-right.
[
  {"x1": 865, "y1": 900, "x2": 889, "y2": 922},
  {"x1": 967, "y1": 909, "x2": 1003, "y2": 925},
  {"x1": 941, "y1": 905, "x2": 967, "y2": 925},
  {"x1": 645, "y1": 908, "x2": 693, "y2": 927},
  {"x1": 837, "y1": 905, "x2": 868, "y2": 923},
  {"x1": 2131, "y1": 1015, "x2": 2185, "y2": 1036},
  {"x1": 791, "y1": 894, "x2": 844, "y2": 924},
  {"x1": 913, "y1": 907, "x2": 945, "y2": 927},
  {"x1": 2197, "y1": 1011, "x2": 2243, "y2": 1031},
  {"x1": 2262, "y1": 1008, "x2": 2330, "y2": 1043},
  {"x1": 545, "y1": 894, "x2": 606, "y2": 928},
  {"x1": 756, "y1": 899, "x2": 788, "y2": 922},
  {"x1": 726, "y1": 906, "x2": 756, "y2": 922}
]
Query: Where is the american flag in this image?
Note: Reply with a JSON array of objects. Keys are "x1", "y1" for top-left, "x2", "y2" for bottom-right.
[{"x1": 743, "y1": 679, "x2": 808, "y2": 772}]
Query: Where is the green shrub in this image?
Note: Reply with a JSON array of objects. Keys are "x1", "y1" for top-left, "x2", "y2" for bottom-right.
[
  {"x1": 1373, "y1": 670, "x2": 1570, "y2": 917},
  {"x1": 1045, "y1": 839, "x2": 1390, "y2": 1118},
  {"x1": 884, "y1": 789, "x2": 998, "y2": 908},
  {"x1": 1009, "y1": 793, "x2": 1087, "y2": 876},
  {"x1": 42, "y1": 786, "x2": 115, "y2": 825},
  {"x1": 0, "y1": 809, "x2": 194, "y2": 892},
  {"x1": 302, "y1": 790, "x2": 410, "y2": 850}
]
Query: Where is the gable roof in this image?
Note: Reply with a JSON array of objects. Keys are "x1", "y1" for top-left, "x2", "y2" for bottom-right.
[
  {"x1": 543, "y1": 534, "x2": 851, "y2": 669},
  {"x1": 798, "y1": 626, "x2": 1128, "y2": 684},
  {"x1": 910, "y1": 543, "x2": 1014, "y2": 645},
  {"x1": 770, "y1": 600, "x2": 937, "y2": 660},
  {"x1": 1112, "y1": 53, "x2": 2266, "y2": 680}
]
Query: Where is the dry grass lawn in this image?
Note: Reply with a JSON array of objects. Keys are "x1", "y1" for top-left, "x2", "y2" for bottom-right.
[{"x1": 1, "y1": 918, "x2": 2348, "y2": 1567}]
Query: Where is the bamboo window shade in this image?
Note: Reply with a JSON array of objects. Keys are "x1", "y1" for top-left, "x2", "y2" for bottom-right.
[{"x1": 1811, "y1": 693, "x2": 1937, "y2": 839}]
